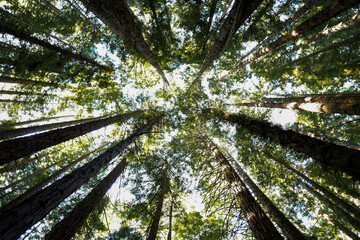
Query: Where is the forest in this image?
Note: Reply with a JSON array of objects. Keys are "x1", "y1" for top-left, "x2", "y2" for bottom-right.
[{"x1": 0, "y1": 0, "x2": 359, "y2": 239}]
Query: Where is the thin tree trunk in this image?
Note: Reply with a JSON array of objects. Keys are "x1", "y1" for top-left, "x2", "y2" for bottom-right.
[
  {"x1": 225, "y1": 152, "x2": 305, "y2": 239},
  {"x1": 43, "y1": 156, "x2": 130, "y2": 240},
  {"x1": 299, "y1": 180, "x2": 360, "y2": 231},
  {"x1": 147, "y1": 164, "x2": 168, "y2": 240},
  {"x1": 0, "y1": 151, "x2": 53, "y2": 174},
  {"x1": 0, "y1": 145, "x2": 106, "y2": 212},
  {"x1": 0, "y1": 112, "x2": 136, "y2": 165},
  {"x1": 206, "y1": 109, "x2": 360, "y2": 180},
  {"x1": 0, "y1": 90, "x2": 53, "y2": 96},
  {"x1": 188, "y1": 0, "x2": 263, "y2": 91},
  {"x1": 38, "y1": 0, "x2": 68, "y2": 18},
  {"x1": 236, "y1": 0, "x2": 323, "y2": 66},
  {"x1": 229, "y1": 0, "x2": 359, "y2": 75},
  {"x1": 79, "y1": 0, "x2": 170, "y2": 86},
  {"x1": 201, "y1": 0, "x2": 218, "y2": 51},
  {"x1": 0, "y1": 22, "x2": 110, "y2": 70},
  {"x1": 167, "y1": 202, "x2": 172, "y2": 240},
  {"x1": 0, "y1": 115, "x2": 160, "y2": 240},
  {"x1": 0, "y1": 99, "x2": 28, "y2": 103},
  {"x1": 272, "y1": 158, "x2": 360, "y2": 220},
  {"x1": 8, "y1": 115, "x2": 74, "y2": 128},
  {"x1": 0, "y1": 115, "x2": 109, "y2": 140},
  {"x1": 198, "y1": 132, "x2": 282, "y2": 239},
  {"x1": 0, "y1": 76, "x2": 55, "y2": 86},
  {"x1": 326, "y1": 214, "x2": 360, "y2": 240}
]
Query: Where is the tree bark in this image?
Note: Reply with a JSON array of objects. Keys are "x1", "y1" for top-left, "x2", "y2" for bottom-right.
[
  {"x1": 226, "y1": 153, "x2": 305, "y2": 239},
  {"x1": 230, "y1": 0, "x2": 359, "y2": 73},
  {"x1": 198, "y1": 132, "x2": 282, "y2": 240},
  {"x1": 0, "y1": 115, "x2": 109, "y2": 140},
  {"x1": 147, "y1": 164, "x2": 167, "y2": 240},
  {"x1": 167, "y1": 202, "x2": 172, "y2": 240},
  {"x1": 0, "y1": 22, "x2": 110, "y2": 70},
  {"x1": 79, "y1": 0, "x2": 170, "y2": 86},
  {"x1": 0, "y1": 146, "x2": 106, "y2": 212},
  {"x1": 188, "y1": 0, "x2": 263, "y2": 91},
  {"x1": 206, "y1": 109, "x2": 360, "y2": 180},
  {"x1": 0, "y1": 112, "x2": 136, "y2": 165},
  {"x1": 299, "y1": 180, "x2": 360, "y2": 231},
  {"x1": 229, "y1": 92, "x2": 360, "y2": 115},
  {"x1": 272, "y1": 158, "x2": 360, "y2": 220},
  {"x1": 0, "y1": 115, "x2": 160, "y2": 240},
  {"x1": 0, "y1": 76, "x2": 55, "y2": 86},
  {"x1": 43, "y1": 157, "x2": 130, "y2": 240}
]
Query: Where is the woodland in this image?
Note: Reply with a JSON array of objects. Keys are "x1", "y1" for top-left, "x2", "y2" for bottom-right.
[{"x1": 0, "y1": 0, "x2": 360, "y2": 239}]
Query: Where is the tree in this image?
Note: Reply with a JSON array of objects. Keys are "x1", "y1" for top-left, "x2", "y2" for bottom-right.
[{"x1": 0, "y1": 115, "x2": 161, "y2": 240}]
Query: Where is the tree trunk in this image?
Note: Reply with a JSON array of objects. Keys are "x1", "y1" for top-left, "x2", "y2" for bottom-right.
[
  {"x1": 0, "y1": 115, "x2": 109, "y2": 140},
  {"x1": 0, "y1": 116, "x2": 73, "y2": 129},
  {"x1": 299, "y1": 180, "x2": 360, "y2": 231},
  {"x1": 147, "y1": 164, "x2": 168, "y2": 240},
  {"x1": 0, "y1": 22, "x2": 110, "y2": 70},
  {"x1": 0, "y1": 115, "x2": 160, "y2": 240},
  {"x1": 188, "y1": 0, "x2": 263, "y2": 91},
  {"x1": 272, "y1": 158, "x2": 360, "y2": 220},
  {"x1": 43, "y1": 157, "x2": 130, "y2": 240},
  {"x1": 229, "y1": 92, "x2": 360, "y2": 115},
  {"x1": 198, "y1": 132, "x2": 282, "y2": 240},
  {"x1": 79, "y1": 0, "x2": 170, "y2": 86},
  {"x1": 226, "y1": 153, "x2": 305, "y2": 239},
  {"x1": 167, "y1": 202, "x2": 172, "y2": 240},
  {"x1": 0, "y1": 112, "x2": 136, "y2": 165},
  {"x1": 326, "y1": 214, "x2": 360, "y2": 240},
  {"x1": 0, "y1": 145, "x2": 106, "y2": 212},
  {"x1": 0, "y1": 90, "x2": 53, "y2": 96},
  {"x1": 39, "y1": 0, "x2": 68, "y2": 18},
  {"x1": 206, "y1": 109, "x2": 360, "y2": 180},
  {"x1": 0, "y1": 76, "x2": 55, "y2": 86},
  {"x1": 230, "y1": 0, "x2": 359, "y2": 73}
]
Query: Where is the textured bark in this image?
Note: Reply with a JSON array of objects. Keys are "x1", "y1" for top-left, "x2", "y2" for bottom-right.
[
  {"x1": 207, "y1": 109, "x2": 360, "y2": 180},
  {"x1": 0, "y1": 112, "x2": 136, "y2": 165},
  {"x1": 0, "y1": 116, "x2": 160, "y2": 240},
  {"x1": 198, "y1": 132, "x2": 282, "y2": 240},
  {"x1": 231, "y1": 0, "x2": 359, "y2": 73},
  {"x1": 229, "y1": 93, "x2": 360, "y2": 115},
  {"x1": 0, "y1": 22, "x2": 109, "y2": 70},
  {"x1": 236, "y1": 0, "x2": 323, "y2": 66},
  {"x1": 300, "y1": 180, "x2": 360, "y2": 231},
  {"x1": 0, "y1": 151, "x2": 51, "y2": 174},
  {"x1": 43, "y1": 157, "x2": 129, "y2": 240},
  {"x1": 273, "y1": 158, "x2": 360, "y2": 220},
  {"x1": 0, "y1": 146, "x2": 105, "y2": 212},
  {"x1": 226, "y1": 153, "x2": 305, "y2": 239},
  {"x1": 79, "y1": 0, "x2": 169, "y2": 86},
  {"x1": 147, "y1": 165, "x2": 167, "y2": 240},
  {"x1": 307, "y1": 13, "x2": 360, "y2": 44},
  {"x1": 0, "y1": 115, "x2": 108, "y2": 140},
  {"x1": 0, "y1": 76, "x2": 55, "y2": 86},
  {"x1": 188, "y1": 0, "x2": 263, "y2": 91}
]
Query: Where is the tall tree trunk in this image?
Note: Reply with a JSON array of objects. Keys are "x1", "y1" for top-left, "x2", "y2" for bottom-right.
[
  {"x1": 0, "y1": 145, "x2": 106, "y2": 212},
  {"x1": 0, "y1": 76, "x2": 55, "y2": 86},
  {"x1": 38, "y1": 0, "x2": 68, "y2": 18},
  {"x1": 299, "y1": 180, "x2": 360, "y2": 231},
  {"x1": 0, "y1": 116, "x2": 73, "y2": 129},
  {"x1": 167, "y1": 202, "x2": 172, "y2": 240},
  {"x1": 0, "y1": 115, "x2": 160, "y2": 240},
  {"x1": 79, "y1": 0, "x2": 170, "y2": 86},
  {"x1": 147, "y1": 164, "x2": 168, "y2": 240},
  {"x1": 0, "y1": 115, "x2": 109, "y2": 140},
  {"x1": 229, "y1": 92, "x2": 360, "y2": 115},
  {"x1": 225, "y1": 152, "x2": 305, "y2": 239},
  {"x1": 206, "y1": 109, "x2": 360, "y2": 180},
  {"x1": 271, "y1": 157, "x2": 360, "y2": 220},
  {"x1": 236, "y1": 0, "x2": 324, "y2": 66},
  {"x1": 43, "y1": 156, "x2": 130, "y2": 240},
  {"x1": 0, "y1": 112, "x2": 136, "y2": 165},
  {"x1": 198, "y1": 132, "x2": 282, "y2": 240},
  {"x1": 188, "y1": 0, "x2": 263, "y2": 91},
  {"x1": 326, "y1": 213, "x2": 360, "y2": 240},
  {"x1": 229, "y1": 0, "x2": 359, "y2": 75},
  {"x1": 0, "y1": 22, "x2": 110, "y2": 71},
  {"x1": 0, "y1": 90, "x2": 53, "y2": 96},
  {"x1": 0, "y1": 151, "x2": 54, "y2": 174}
]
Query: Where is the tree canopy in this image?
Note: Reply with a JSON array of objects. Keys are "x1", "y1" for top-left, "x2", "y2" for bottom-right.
[{"x1": 1, "y1": 0, "x2": 360, "y2": 239}]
